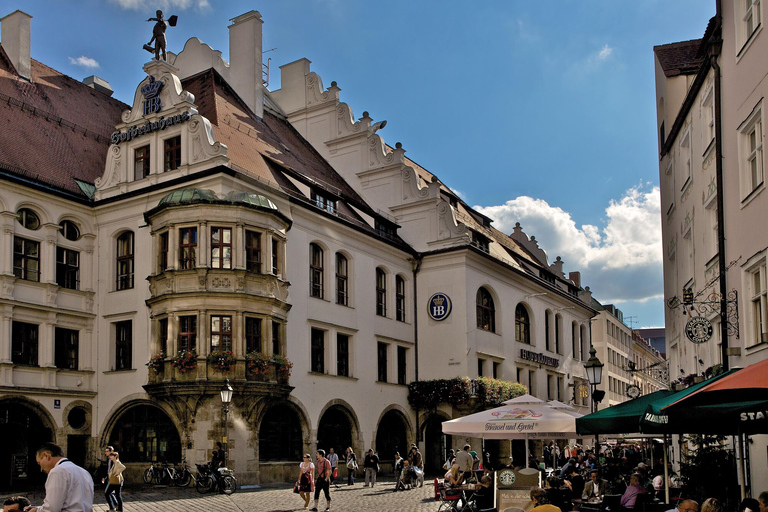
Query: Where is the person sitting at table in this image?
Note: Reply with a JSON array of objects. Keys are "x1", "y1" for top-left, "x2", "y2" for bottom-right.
[
  {"x1": 546, "y1": 476, "x2": 570, "y2": 512},
  {"x1": 619, "y1": 473, "x2": 647, "y2": 510},
  {"x1": 583, "y1": 470, "x2": 609, "y2": 501},
  {"x1": 444, "y1": 462, "x2": 462, "y2": 489},
  {"x1": 564, "y1": 466, "x2": 585, "y2": 501},
  {"x1": 532, "y1": 487, "x2": 565, "y2": 512},
  {"x1": 701, "y1": 498, "x2": 724, "y2": 512},
  {"x1": 665, "y1": 499, "x2": 700, "y2": 512}
]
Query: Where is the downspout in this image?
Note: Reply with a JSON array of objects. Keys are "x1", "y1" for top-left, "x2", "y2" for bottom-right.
[
  {"x1": 412, "y1": 255, "x2": 423, "y2": 441},
  {"x1": 711, "y1": 2, "x2": 729, "y2": 371}
]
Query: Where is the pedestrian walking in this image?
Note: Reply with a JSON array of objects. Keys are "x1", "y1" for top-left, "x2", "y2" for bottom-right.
[
  {"x1": 363, "y1": 449, "x2": 379, "y2": 487},
  {"x1": 105, "y1": 451, "x2": 125, "y2": 512},
  {"x1": 408, "y1": 445, "x2": 424, "y2": 487},
  {"x1": 327, "y1": 448, "x2": 339, "y2": 488},
  {"x1": 101, "y1": 445, "x2": 114, "y2": 509},
  {"x1": 297, "y1": 454, "x2": 314, "y2": 510},
  {"x1": 311, "y1": 449, "x2": 332, "y2": 512},
  {"x1": 344, "y1": 447, "x2": 357, "y2": 485},
  {"x1": 24, "y1": 442, "x2": 93, "y2": 512}
]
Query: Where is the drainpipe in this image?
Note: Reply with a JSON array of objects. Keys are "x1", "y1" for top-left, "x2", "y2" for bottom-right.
[
  {"x1": 412, "y1": 256, "x2": 423, "y2": 441},
  {"x1": 711, "y1": 3, "x2": 728, "y2": 371}
]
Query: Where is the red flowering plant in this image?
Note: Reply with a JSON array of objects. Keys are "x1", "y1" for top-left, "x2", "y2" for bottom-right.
[
  {"x1": 208, "y1": 350, "x2": 236, "y2": 373},
  {"x1": 170, "y1": 350, "x2": 198, "y2": 374},
  {"x1": 271, "y1": 354, "x2": 293, "y2": 381},
  {"x1": 146, "y1": 353, "x2": 165, "y2": 374},
  {"x1": 246, "y1": 352, "x2": 271, "y2": 376}
]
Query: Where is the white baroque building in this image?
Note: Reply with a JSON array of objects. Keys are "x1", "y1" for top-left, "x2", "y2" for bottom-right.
[
  {"x1": 655, "y1": 0, "x2": 768, "y2": 490},
  {"x1": 0, "y1": 9, "x2": 600, "y2": 487}
]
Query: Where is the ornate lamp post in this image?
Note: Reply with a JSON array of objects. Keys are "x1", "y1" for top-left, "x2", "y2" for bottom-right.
[
  {"x1": 220, "y1": 378, "x2": 233, "y2": 466},
  {"x1": 584, "y1": 345, "x2": 604, "y2": 453}
]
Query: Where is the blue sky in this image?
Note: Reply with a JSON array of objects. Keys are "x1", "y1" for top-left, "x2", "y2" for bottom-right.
[{"x1": 1, "y1": 0, "x2": 715, "y2": 328}]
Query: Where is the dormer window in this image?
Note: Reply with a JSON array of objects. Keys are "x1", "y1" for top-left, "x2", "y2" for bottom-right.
[
  {"x1": 375, "y1": 220, "x2": 396, "y2": 238},
  {"x1": 311, "y1": 190, "x2": 336, "y2": 214},
  {"x1": 472, "y1": 231, "x2": 490, "y2": 253}
]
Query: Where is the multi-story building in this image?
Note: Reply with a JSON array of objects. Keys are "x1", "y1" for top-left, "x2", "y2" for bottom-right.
[
  {"x1": 637, "y1": 327, "x2": 666, "y2": 358},
  {"x1": 589, "y1": 302, "x2": 632, "y2": 407},
  {"x1": 654, "y1": 0, "x2": 768, "y2": 489},
  {"x1": 0, "y1": 8, "x2": 598, "y2": 487},
  {"x1": 630, "y1": 331, "x2": 668, "y2": 398}
]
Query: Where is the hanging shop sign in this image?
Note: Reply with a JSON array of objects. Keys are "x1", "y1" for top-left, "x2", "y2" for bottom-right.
[
  {"x1": 427, "y1": 293, "x2": 452, "y2": 321},
  {"x1": 685, "y1": 316, "x2": 713, "y2": 344},
  {"x1": 520, "y1": 349, "x2": 559, "y2": 368}
]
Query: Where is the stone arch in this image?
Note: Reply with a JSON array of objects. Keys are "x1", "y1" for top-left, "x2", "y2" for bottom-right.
[
  {"x1": 56, "y1": 213, "x2": 94, "y2": 238},
  {"x1": 420, "y1": 410, "x2": 452, "y2": 473},
  {"x1": 12, "y1": 201, "x2": 52, "y2": 226},
  {"x1": 374, "y1": 405, "x2": 413, "y2": 461},
  {"x1": 254, "y1": 398, "x2": 310, "y2": 462},
  {"x1": 0, "y1": 396, "x2": 57, "y2": 488},
  {"x1": 100, "y1": 397, "x2": 182, "y2": 462},
  {"x1": 316, "y1": 399, "x2": 361, "y2": 459}
]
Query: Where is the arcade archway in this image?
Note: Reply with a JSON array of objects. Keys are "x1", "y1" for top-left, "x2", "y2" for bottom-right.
[
  {"x1": 317, "y1": 405, "x2": 355, "y2": 457},
  {"x1": 107, "y1": 404, "x2": 181, "y2": 462},
  {"x1": 259, "y1": 403, "x2": 303, "y2": 461},
  {"x1": 0, "y1": 399, "x2": 55, "y2": 490},
  {"x1": 375, "y1": 410, "x2": 409, "y2": 461},
  {"x1": 422, "y1": 414, "x2": 451, "y2": 474}
]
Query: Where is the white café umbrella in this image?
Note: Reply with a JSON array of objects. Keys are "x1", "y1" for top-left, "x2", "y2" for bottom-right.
[{"x1": 442, "y1": 394, "x2": 579, "y2": 467}]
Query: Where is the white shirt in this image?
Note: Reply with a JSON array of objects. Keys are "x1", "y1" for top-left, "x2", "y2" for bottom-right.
[
  {"x1": 327, "y1": 452, "x2": 339, "y2": 468},
  {"x1": 39, "y1": 459, "x2": 94, "y2": 512}
]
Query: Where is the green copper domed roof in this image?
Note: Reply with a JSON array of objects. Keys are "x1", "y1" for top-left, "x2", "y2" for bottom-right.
[
  {"x1": 158, "y1": 188, "x2": 218, "y2": 206},
  {"x1": 223, "y1": 191, "x2": 279, "y2": 210}
]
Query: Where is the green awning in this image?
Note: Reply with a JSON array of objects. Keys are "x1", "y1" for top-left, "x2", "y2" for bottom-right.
[{"x1": 576, "y1": 390, "x2": 674, "y2": 435}]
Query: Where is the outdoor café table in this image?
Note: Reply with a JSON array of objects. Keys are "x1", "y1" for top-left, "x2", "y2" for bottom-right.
[{"x1": 572, "y1": 498, "x2": 604, "y2": 512}]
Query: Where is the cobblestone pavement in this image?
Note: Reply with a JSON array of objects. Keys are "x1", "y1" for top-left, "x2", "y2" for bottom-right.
[{"x1": 16, "y1": 478, "x2": 444, "y2": 512}]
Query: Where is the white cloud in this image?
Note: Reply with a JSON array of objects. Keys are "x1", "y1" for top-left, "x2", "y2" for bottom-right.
[
  {"x1": 110, "y1": 0, "x2": 210, "y2": 10},
  {"x1": 68, "y1": 56, "x2": 100, "y2": 68},
  {"x1": 474, "y1": 184, "x2": 662, "y2": 304},
  {"x1": 598, "y1": 44, "x2": 613, "y2": 60}
]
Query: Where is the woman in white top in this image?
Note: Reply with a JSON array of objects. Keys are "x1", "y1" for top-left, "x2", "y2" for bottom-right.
[{"x1": 297, "y1": 454, "x2": 315, "y2": 510}]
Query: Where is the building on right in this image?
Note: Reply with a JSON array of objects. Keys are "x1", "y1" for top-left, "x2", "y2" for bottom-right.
[{"x1": 654, "y1": 0, "x2": 768, "y2": 491}]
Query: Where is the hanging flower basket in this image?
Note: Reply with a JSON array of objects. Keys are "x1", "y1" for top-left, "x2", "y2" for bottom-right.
[
  {"x1": 246, "y1": 351, "x2": 271, "y2": 376},
  {"x1": 146, "y1": 353, "x2": 165, "y2": 374},
  {"x1": 208, "y1": 350, "x2": 236, "y2": 373},
  {"x1": 170, "y1": 350, "x2": 198, "y2": 374}
]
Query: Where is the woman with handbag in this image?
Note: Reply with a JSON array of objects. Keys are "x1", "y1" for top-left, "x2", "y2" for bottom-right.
[
  {"x1": 297, "y1": 453, "x2": 315, "y2": 510},
  {"x1": 106, "y1": 451, "x2": 126, "y2": 512},
  {"x1": 344, "y1": 447, "x2": 357, "y2": 486}
]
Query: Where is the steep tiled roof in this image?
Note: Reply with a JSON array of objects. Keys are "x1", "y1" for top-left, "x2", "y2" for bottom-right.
[
  {"x1": 0, "y1": 46, "x2": 128, "y2": 197},
  {"x1": 181, "y1": 69, "x2": 411, "y2": 249},
  {"x1": 653, "y1": 39, "x2": 704, "y2": 77}
]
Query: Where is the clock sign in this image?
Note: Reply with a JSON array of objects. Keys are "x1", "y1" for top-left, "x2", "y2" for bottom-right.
[
  {"x1": 498, "y1": 468, "x2": 516, "y2": 487},
  {"x1": 627, "y1": 385, "x2": 641, "y2": 400}
]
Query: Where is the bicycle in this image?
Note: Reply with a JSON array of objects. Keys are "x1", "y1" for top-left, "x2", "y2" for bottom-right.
[
  {"x1": 173, "y1": 459, "x2": 194, "y2": 487},
  {"x1": 195, "y1": 464, "x2": 236, "y2": 494},
  {"x1": 143, "y1": 462, "x2": 159, "y2": 484}
]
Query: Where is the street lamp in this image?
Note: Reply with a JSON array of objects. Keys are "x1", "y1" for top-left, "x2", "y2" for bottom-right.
[
  {"x1": 584, "y1": 345, "x2": 604, "y2": 455},
  {"x1": 220, "y1": 378, "x2": 233, "y2": 466}
]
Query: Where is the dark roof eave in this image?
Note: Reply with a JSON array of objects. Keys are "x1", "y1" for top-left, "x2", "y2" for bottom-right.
[
  {"x1": 0, "y1": 169, "x2": 92, "y2": 204},
  {"x1": 660, "y1": 55, "x2": 712, "y2": 157},
  {"x1": 421, "y1": 244, "x2": 598, "y2": 314}
]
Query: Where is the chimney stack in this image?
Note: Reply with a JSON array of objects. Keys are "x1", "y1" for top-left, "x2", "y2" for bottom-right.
[
  {"x1": 1, "y1": 10, "x2": 32, "y2": 81},
  {"x1": 83, "y1": 75, "x2": 114, "y2": 97},
  {"x1": 228, "y1": 11, "x2": 263, "y2": 118}
]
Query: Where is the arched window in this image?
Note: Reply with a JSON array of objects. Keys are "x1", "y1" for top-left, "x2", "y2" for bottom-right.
[
  {"x1": 116, "y1": 232, "x2": 134, "y2": 290},
  {"x1": 376, "y1": 268, "x2": 387, "y2": 317},
  {"x1": 259, "y1": 403, "x2": 302, "y2": 461},
  {"x1": 108, "y1": 405, "x2": 181, "y2": 462},
  {"x1": 396, "y1": 275, "x2": 406, "y2": 322},
  {"x1": 59, "y1": 220, "x2": 80, "y2": 241},
  {"x1": 572, "y1": 321, "x2": 579, "y2": 360},
  {"x1": 336, "y1": 253, "x2": 348, "y2": 306},
  {"x1": 545, "y1": 310, "x2": 552, "y2": 351},
  {"x1": 476, "y1": 287, "x2": 495, "y2": 332},
  {"x1": 555, "y1": 314, "x2": 562, "y2": 353},
  {"x1": 515, "y1": 304, "x2": 530, "y2": 344},
  {"x1": 310, "y1": 243, "x2": 324, "y2": 299},
  {"x1": 17, "y1": 208, "x2": 40, "y2": 230}
]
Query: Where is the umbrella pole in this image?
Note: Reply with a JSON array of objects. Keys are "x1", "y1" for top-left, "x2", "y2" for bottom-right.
[
  {"x1": 737, "y1": 432, "x2": 746, "y2": 501},
  {"x1": 664, "y1": 434, "x2": 669, "y2": 503}
]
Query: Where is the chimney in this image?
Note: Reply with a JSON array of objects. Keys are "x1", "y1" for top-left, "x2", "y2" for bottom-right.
[
  {"x1": 1, "y1": 10, "x2": 32, "y2": 81},
  {"x1": 569, "y1": 271, "x2": 581, "y2": 288},
  {"x1": 83, "y1": 76, "x2": 114, "y2": 97},
  {"x1": 228, "y1": 11, "x2": 263, "y2": 118}
]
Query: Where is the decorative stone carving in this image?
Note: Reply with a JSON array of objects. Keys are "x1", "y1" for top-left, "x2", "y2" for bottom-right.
[
  {"x1": 212, "y1": 277, "x2": 231, "y2": 288},
  {"x1": 95, "y1": 145, "x2": 123, "y2": 189},
  {"x1": 437, "y1": 201, "x2": 467, "y2": 240},
  {"x1": 402, "y1": 167, "x2": 430, "y2": 201},
  {"x1": 336, "y1": 103, "x2": 363, "y2": 136},
  {"x1": 368, "y1": 135, "x2": 397, "y2": 168},
  {"x1": 306, "y1": 73, "x2": 334, "y2": 106}
]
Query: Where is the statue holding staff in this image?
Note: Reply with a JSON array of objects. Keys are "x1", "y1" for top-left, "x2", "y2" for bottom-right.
[{"x1": 143, "y1": 10, "x2": 177, "y2": 61}]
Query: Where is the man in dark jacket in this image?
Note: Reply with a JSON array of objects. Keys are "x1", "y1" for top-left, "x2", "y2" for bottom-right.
[{"x1": 363, "y1": 449, "x2": 379, "y2": 487}]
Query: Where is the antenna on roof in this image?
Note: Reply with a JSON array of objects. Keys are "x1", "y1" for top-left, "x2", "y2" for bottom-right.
[
  {"x1": 625, "y1": 316, "x2": 637, "y2": 330},
  {"x1": 262, "y1": 48, "x2": 277, "y2": 86}
]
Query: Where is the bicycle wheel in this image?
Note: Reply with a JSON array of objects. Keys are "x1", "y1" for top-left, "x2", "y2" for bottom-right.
[
  {"x1": 143, "y1": 468, "x2": 154, "y2": 484},
  {"x1": 196, "y1": 475, "x2": 213, "y2": 494},
  {"x1": 222, "y1": 475, "x2": 237, "y2": 494},
  {"x1": 178, "y1": 469, "x2": 192, "y2": 487}
]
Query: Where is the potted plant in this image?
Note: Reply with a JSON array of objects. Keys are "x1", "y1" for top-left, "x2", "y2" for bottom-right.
[
  {"x1": 208, "y1": 350, "x2": 236, "y2": 373},
  {"x1": 246, "y1": 351, "x2": 271, "y2": 378},
  {"x1": 271, "y1": 354, "x2": 293, "y2": 383},
  {"x1": 146, "y1": 353, "x2": 165, "y2": 375},
  {"x1": 170, "y1": 350, "x2": 198, "y2": 374}
]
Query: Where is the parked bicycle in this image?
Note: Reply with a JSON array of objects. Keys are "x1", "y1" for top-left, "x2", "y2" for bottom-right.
[
  {"x1": 173, "y1": 459, "x2": 194, "y2": 487},
  {"x1": 143, "y1": 462, "x2": 159, "y2": 484},
  {"x1": 195, "y1": 463, "x2": 236, "y2": 494}
]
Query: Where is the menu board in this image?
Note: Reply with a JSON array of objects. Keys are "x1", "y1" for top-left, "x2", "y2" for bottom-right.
[{"x1": 12, "y1": 455, "x2": 27, "y2": 479}]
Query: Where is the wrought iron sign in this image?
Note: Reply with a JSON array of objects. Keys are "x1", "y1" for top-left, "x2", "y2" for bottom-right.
[{"x1": 668, "y1": 289, "x2": 740, "y2": 339}]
